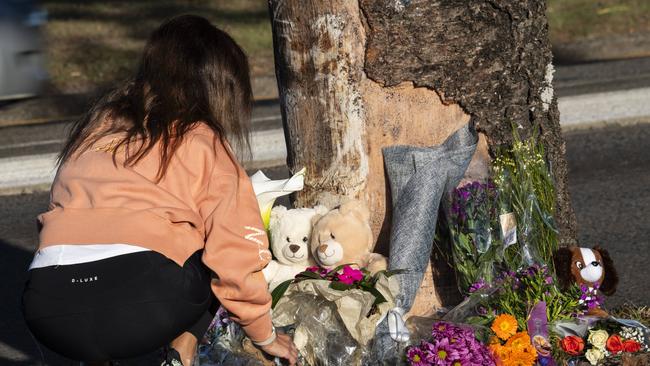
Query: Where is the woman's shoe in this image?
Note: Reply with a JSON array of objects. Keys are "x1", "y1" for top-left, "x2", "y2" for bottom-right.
[{"x1": 160, "y1": 347, "x2": 183, "y2": 366}]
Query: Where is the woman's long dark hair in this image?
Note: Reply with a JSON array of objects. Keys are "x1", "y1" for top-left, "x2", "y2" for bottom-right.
[{"x1": 59, "y1": 15, "x2": 252, "y2": 180}]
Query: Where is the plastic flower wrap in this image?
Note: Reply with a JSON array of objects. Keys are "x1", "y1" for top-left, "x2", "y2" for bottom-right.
[
  {"x1": 491, "y1": 127, "x2": 558, "y2": 268},
  {"x1": 196, "y1": 306, "x2": 263, "y2": 366},
  {"x1": 271, "y1": 265, "x2": 400, "y2": 365},
  {"x1": 250, "y1": 167, "x2": 305, "y2": 229},
  {"x1": 447, "y1": 180, "x2": 502, "y2": 293},
  {"x1": 405, "y1": 321, "x2": 495, "y2": 366}
]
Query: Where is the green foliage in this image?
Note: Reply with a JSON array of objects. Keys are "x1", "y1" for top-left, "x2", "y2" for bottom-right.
[
  {"x1": 271, "y1": 279, "x2": 293, "y2": 309},
  {"x1": 41, "y1": 0, "x2": 274, "y2": 93},
  {"x1": 468, "y1": 265, "x2": 581, "y2": 331},
  {"x1": 547, "y1": 0, "x2": 650, "y2": 44},
  {"x1": 492, "y1": 126, "x2": 559, "y2": 269}
]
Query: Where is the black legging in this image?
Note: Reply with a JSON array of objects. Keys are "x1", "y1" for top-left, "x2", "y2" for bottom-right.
[{"x1": 22, "y1": 249, "x2": 218, "y2": 362}]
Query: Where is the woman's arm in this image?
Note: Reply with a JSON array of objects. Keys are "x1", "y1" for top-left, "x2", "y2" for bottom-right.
[{"x1": 201, "y1": 170, "x2": 274, "y2": 342}]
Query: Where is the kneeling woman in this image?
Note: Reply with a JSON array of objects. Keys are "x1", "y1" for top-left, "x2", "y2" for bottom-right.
[{"x1": 22, "y1": 15, "x2": 297, "y2": 366}]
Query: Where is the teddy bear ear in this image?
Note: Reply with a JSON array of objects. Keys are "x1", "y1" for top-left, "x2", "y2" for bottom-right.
[
  {"x1": 270, "y1": 205, "x2": 288, "y2": 225},
  {"x1": 594, "y1": 245, "x2": 618, "y2": 296},
  {"x1": 311, "y1": 213, "x2": 324, "y2": 227},
  {"x1": 313, "y1": 204, "x2": 329, "y2": 216},
  {"x1": 339, "y1": 199, "x2": 370, "y2": 222}
]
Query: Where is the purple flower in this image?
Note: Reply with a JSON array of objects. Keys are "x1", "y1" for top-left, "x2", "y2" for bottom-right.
[
  {"x1": 406, "y1": 346, "x2": 430, "y2": 366},
  {"x1": 468, "y1": 278, "x2": 487, "y2": 293},
  {"x1": 215, "y1": 306, "x2": 231, "y2": 326},
  {"x1": 430, "y1": 338, "x2": 458, "y2": 365},
  {"x1": 423, "y1": 321, "x2": 495, "y2": 366}
]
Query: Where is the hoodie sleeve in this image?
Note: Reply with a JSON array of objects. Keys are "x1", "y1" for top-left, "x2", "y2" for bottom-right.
[{"x1": 199, "y1": 144, "x2": 273, "y2": 343}]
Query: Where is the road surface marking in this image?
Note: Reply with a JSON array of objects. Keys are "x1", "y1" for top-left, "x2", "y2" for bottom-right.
[{"x1": 558, "y1": 86, "x2": 650, "y2": 127}]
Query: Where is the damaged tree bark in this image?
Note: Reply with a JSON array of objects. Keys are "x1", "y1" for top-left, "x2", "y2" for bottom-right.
[{"x1": 269, "y1": 0, "x2": 577, "y2": 314}]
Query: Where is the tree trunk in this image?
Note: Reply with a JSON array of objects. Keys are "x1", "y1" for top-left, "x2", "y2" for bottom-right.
[{"x1": 269, "y1": 0, "x2": 577, "y2": 315}]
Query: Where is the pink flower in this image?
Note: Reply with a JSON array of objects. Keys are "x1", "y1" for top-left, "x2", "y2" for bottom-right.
[
  {"x1": 306, "y1": 266, "x2": 332, "y2": 278},
  {"x1": 336, "y1": 265, "x2": 364, "y2": 285}
]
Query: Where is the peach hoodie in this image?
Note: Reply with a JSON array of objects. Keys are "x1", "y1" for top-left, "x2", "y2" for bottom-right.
[{"x1": 37, "y1": 123, "x2": 273, "y2": 342}]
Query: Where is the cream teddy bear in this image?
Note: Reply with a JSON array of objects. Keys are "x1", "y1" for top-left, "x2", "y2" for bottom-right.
[
  {"x1": 262, "y1": 205, "x2": 328, "y2": 290},
  {"x1": 310, "y1": 200, "x2": 387, "y2": 274}
]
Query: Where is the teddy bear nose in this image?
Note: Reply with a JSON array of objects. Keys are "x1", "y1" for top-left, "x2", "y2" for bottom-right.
[
  {"x1": 289, "y1": 244, "x2": 300, "y2": 253},
  {"x1": 318, "y1": 245, "x2": 328, "y2": 253},
  {"x1": 591, "y1": 261, "x2": 600, "y2": 267}
]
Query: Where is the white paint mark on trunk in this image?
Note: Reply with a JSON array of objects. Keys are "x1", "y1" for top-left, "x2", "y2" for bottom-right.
[{"x1": 541, "y1": 63, "x2": 555, "y2": 111}]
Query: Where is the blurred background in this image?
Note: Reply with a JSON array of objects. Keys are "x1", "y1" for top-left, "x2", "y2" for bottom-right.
[{"x1": 1, "y1": 1, "x2": 649, "y2": 364}]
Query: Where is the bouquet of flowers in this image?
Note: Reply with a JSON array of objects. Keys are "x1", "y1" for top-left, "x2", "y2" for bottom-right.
[
  {"x1": 488, "y1": 314, "x2": 538, "y2": 366},
  {"x1": 271, "y1": 264, "x2": 400, "y2": 366},
  {"x1": 271, "y1": 264, "x2": 400, "y2": 311},
  {"x1": 465, "y1": 265, "x2": 580, "y2": 330},
  {"x1": 406, "y1": 321, "x2": 495, "y2": 366},
  {"x1": 492, "y1": 127, "x2": 558, "y2": 268},
  {"x1": 558, "y1": 321, "x2": 648, "y2": 365},
  {"x1": 448, "y1": 181, "x2": 502, "y2": 293}
]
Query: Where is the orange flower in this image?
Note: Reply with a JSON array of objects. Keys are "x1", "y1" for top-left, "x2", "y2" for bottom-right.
[
  {"x1": 504, "y1": 333, "x2": 537, "y2": 366},
  {"x1": 492, "y1": 314, "x2": 519, "y2": 341},
  {"x1": 505, "y1": 332, "x2": 531, "y2": 352},
  {"x1": 507, "y1": 349, "x2": 537, "y2": 366},
  {"x1": 489, "y1": 343, "x2": 510, "y2": 366}
]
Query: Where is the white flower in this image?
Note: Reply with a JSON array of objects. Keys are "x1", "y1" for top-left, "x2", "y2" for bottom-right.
[
  {"x1": 588, "y1": 329, "x2": 609, "y2": 350},
  {"x1": 585, "y1": 348, "x2": 605, "y2": 365},
  {"x1": 250, "y1": 168, "x2": 306, "y2": 229}
]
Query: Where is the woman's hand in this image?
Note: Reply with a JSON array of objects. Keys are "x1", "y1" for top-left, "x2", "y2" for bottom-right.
[{"x1": 259, "y1": 332, "x2": 298, "y2": 365}]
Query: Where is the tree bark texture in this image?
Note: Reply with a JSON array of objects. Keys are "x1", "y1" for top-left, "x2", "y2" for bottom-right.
[{"x1": 269, "y1": 0, "x2": 578, "y2": 314}]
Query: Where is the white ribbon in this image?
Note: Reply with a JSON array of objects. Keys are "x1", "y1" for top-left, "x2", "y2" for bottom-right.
[{"x1": 387, "y1": 307, "x2": 410, "y2": 342}]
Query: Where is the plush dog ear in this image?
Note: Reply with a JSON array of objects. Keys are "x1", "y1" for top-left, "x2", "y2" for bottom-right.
[
  {"x1": 594, "y1": 246, "x2": 618, "y2": 296},
  {"x1": 553, "y1": 247, "x2": 575, "y2": 290}
]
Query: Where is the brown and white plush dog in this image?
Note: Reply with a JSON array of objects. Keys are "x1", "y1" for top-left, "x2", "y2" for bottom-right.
[{"x1": 553, "y1": 246, "x2": 619, "y2": 317}]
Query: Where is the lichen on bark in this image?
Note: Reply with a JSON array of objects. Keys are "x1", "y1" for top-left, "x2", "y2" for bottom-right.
[{"x1": 360, "y1": 0, "x2": 577, "y2": 244}]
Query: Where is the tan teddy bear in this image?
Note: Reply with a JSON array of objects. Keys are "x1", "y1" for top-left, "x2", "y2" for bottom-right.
[{"x1": 310, "y1": 200, "x2": 387, "y2": 274}]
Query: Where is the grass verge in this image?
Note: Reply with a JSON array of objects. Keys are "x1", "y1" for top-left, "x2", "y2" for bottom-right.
[{"x1": 42, "y1": 0, "x2": 273, "y2": 93}]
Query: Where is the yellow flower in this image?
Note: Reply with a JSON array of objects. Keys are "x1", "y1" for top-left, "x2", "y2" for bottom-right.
[
  {"x1": 492, "y1": 314, "x2": 519, "y2": 341},
  {"x1": 588, "y1": 329, "x2": 609, "y2": 350}
]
